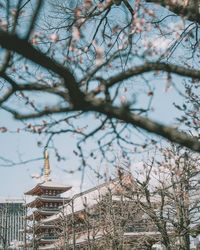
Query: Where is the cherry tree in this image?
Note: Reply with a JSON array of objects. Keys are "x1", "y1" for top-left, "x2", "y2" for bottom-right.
[
  {"x1": 128, "y1": 145, "x2": 200, "y2": 250},
  {"x1": 0, "y1": 0, "x2": 200, "y2": 167}
]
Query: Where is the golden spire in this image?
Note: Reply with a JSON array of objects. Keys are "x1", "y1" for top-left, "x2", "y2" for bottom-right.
[{"x1": 44, "y1": 150, "x2": 50, "y2": 181}]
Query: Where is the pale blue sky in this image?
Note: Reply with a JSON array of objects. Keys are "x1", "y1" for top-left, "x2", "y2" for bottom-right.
[
  {"x1": 0, "y1": 79, "x2": 184, "y2": 198},
  {"x1": 0, "y1": 0, "x2": 187, "y2": 198}
]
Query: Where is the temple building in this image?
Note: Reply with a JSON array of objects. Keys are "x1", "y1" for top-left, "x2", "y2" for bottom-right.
[
  {"x1": 24, "y1": 151, "x2": 71, "y2": 249},
  {"x1": 39, "y1": 175, "x2": 160, "y2": 250},
  {"x1": 22, "y1": 153, "x2": 200, "y2": 250}
]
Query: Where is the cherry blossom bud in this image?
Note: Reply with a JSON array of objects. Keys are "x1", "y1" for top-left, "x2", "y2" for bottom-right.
[
  {"x1": 120, "y1": 95, "x2": 126, "y2": 104},
  {"x1": 84, "y1": 0, "x2": 93, "y2": 8},
  {"x1": 72, "y1": 26, "x2": 81, "y2": 41},
  {"x1": 31, "y1": 38, "x2": 38, "y2": 45},
  {"x1": 50, "y1": 33, "x2": 59, "y2": 42},
  {"x1": 93, "y1": 41, "x2": 104, "y2": 66}
]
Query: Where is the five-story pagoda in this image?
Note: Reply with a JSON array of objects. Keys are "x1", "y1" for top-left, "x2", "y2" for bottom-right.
[{"x1": 24, "y1": 151, "x2": 71, "y2": 249}]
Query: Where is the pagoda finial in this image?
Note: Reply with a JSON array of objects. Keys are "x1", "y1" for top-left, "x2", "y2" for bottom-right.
[{"x1": 44, "y1": 149, "x2": 50, "y2": 181}]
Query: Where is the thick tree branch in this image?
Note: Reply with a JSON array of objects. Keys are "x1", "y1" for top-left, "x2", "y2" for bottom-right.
[
  {"x1": 1, "y1": 106, "x2": 76, "y2": 119},
  {"x1": 0, "y1": 30, "x2": 200, "y2": 153},
  {"x1": 4, "y1": 98, "x2": 200, "y2": 152},
  {"x1": 0, "y1": 29, "x2": 85, "y2": 106},
  {"x1": 146, "y1": 0, "x2": 200, "y2": 24},
  {"x1": 89, "y1": 103, "x2": 200, "y2": 152},
  {"x1": 105, "y1": 62, "x2": 200, "y2": 88}
]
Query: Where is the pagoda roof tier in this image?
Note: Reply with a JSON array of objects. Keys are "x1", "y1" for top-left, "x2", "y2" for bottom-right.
[
  {"x1": 40, "y1": 238, "x2": 57, "y2": 243},
  {"x1": 26, "y1": 196, "x2": 70, "y2": 208},
  {"x1": 38, "y1": 243, "x2": 56, "y2": 250},
  {"x1": 36, "y1": 237, "x2": 57, "y2": 244},
  {"x1": 27, "y1": 209, "x2": 59, "y2": 221},
  {"x1": 25, "y1": 181, "x2": 71, "y2": 196},
  {"x1": 26, "y1": 224, "x2": 58, "y2": 234}
]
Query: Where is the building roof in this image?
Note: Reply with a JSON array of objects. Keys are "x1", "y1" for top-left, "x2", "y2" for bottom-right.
[
  {"x1": 26, "y1": 223, "x2": 57, "y2": 234},
  {"x1": 24, "y1": 181, "x2": 71, "y2": 196},
  {"x1": 38, "y1": 243, "x2": 56, "y2": 250},
  {"x1": 26, "y1": 196, "x2": 70, "y2": 208},
  {"x1": 26, "y1": 209, "x2": 59, "y2": 221},
  {"x1": 67, "y1": 174, "x2": 135, "y2": 212},
  {"x1": 0, "y1": 198, "x2": 24, "y2": 203},
  {"x1": 42, "y1": 175, "x2": 136, "y2": 224}
]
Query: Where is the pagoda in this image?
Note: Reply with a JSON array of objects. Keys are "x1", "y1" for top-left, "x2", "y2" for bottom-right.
[{"x1": 24, "y1": 151, "x2": 71, "y2": 249}]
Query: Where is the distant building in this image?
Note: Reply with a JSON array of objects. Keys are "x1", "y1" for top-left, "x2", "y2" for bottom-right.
[{"x1": 0, "y1": 198, "x2": 25, "y2": 249}]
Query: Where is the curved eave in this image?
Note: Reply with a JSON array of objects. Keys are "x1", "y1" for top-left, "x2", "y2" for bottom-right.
[
  {"x1": 25, "y1": 182, "x2": 71, "y2": 196},
  {"x1": 27, "y1": 209, "x2": 58, "y2": 221},
  {"x1": 37, "y1": 210, "x2": 58, "y2": 216},
  {"x1": 26, "y1": 197, "x2": 69, "y2": 208},
  {"x1": 27, "y1": 224, "x2": 57, "y2": 233},
  {"x1": 39, "y1": 238, "x2": 57, "y2": 244},
  {"x1": 24, "y1": 183, "x2": 44, "y2": 196},
  {"x1": 27, "y1": 214, "x2": 45, "y2": 221},
  {"x1": 39, "y1": 224, "x2": 57, "y2": 228},
  {"x1": 38, "y1": 243, "x2": 56, "y2": 250}
]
